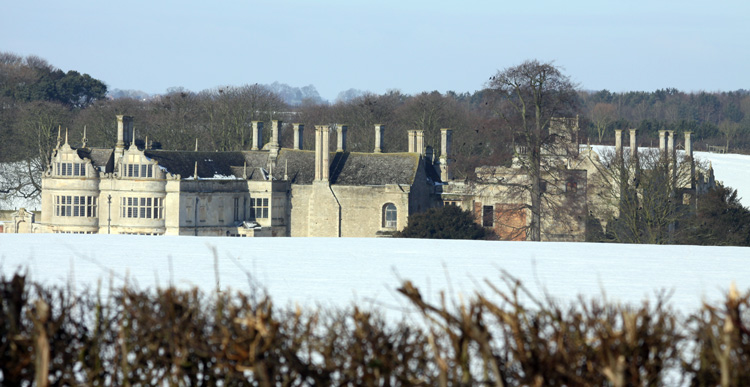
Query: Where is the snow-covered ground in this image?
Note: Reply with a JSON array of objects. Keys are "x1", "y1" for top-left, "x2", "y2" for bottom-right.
[
  {"x1": 695, "y1": 150, "x2": 750, "y2": 207},
  {"x1": 0, "y1": 234, "x2": 747, "y2": 318}
]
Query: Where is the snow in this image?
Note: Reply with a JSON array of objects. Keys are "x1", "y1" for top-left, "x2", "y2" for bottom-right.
[
  {"x1": 695, "y1": 151, "x2": 750, "y2": 207},
  {"x1": 0, "y1": 234, "x2": 747, "y2": 318}
]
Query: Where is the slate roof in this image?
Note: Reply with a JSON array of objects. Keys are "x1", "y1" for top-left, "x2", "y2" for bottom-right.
[
  {"x1": 76, "y1": 148, "x2": 113, "y2": 171},
  {"x1": 139, "y1": 148, "x2": 423, "y2": 186},
  {"x1": 269, "y1": 150, "x2": 421, "y2": 186},
  {"x1": 143, "y1": 150, "x2": 247, "y2": 179}
]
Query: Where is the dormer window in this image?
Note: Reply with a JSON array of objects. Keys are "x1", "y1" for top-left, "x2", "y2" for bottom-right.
[
  {"x1": 56, "y1": 162, "x2": 86, "y2": 177},
  {"x1": 123, "y1": 164, "x2": 153, "y2": 178}
]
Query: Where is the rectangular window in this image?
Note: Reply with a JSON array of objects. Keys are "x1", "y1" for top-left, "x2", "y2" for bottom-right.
[
  {"x1": 233, "y1": 197, "x2": 240, "y2": 221},
  {"x1": 121, "y1": 197, "x2": 163, "y2": 219},
  {"x1": 482, "y1": 205, "x2": 494, "y2": 228},
  {"x1": 251, "y1": 198, "x2": 269, "y2": 219},
  {"x1": 54, "y1": 195, "x2": 96, "y2": 217},
  {"x1": 199, "y1": 203, "x2": 207, "y2": 223},
  {"x1": 57, "y1": 162, "x2": 85, "y2": 176},
  {"x1": 123, "y1": 164, "x2": 153, "y2": 178}
]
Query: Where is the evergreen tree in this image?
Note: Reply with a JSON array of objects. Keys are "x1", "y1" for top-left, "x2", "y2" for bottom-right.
[{"x1": 395, "y1": 205, "x2": 486, "y2": 240}]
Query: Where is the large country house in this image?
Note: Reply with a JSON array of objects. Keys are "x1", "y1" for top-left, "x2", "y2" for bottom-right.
[
  {"x1": 37, "y1": 116, "x2": 438, "y2": 237},
  {"x1": 3, "y1": 114, "x2": 714, "y2": 240}
]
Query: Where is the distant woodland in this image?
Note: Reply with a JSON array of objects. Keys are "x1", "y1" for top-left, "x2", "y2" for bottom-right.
[{"x1": 2, "y1": 51, "x2": 750, "y2": 182}]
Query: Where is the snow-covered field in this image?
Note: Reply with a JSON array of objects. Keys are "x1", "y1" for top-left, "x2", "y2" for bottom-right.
[
  {"x1": 695, "y1": 150, "x2": 750, "y2": 207},
  {"x1": 0, "y1": 234, "x2": 747, "y2": 318}
]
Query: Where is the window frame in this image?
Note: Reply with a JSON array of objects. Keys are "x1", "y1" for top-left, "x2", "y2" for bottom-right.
[{"x1": 383, "y1": 203, "x2": 397, "y2": 229}]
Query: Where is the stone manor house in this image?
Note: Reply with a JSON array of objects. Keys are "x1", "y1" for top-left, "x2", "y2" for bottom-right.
[{"x1": 3, "y1": 115, "x2": 714, "y2": 240}]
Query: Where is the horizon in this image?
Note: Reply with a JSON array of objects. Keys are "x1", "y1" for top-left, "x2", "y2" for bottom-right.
[{"x1": 2, "y1": 0, "x2": 748, "y2": 101}]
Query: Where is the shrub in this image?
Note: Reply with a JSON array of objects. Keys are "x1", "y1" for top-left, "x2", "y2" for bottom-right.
[{"x1": 394, "y1": 205, "x2": 486, "y2": 239}]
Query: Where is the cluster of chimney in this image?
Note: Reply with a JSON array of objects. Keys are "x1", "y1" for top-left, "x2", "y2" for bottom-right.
[
  {"x1": 310, "y1": 124, "x2": 453, "y2": 182},
  {"x1": 614, "y1": 129, "x2": 693, "y2": 161},
  {"x1": 115, "y1": 115, "x2": 454, "y2": 182}
]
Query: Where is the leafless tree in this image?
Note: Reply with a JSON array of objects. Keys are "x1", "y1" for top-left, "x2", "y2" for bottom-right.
[
  {"x1": 486, "y1": 60, "x2": 580, "y2": 241},
  {"x1": 590, "y1": 102, "x2": 616, "y2": 143},
  {"x1": 590, "y1": 148, "x2": 700, "y2": 244}
]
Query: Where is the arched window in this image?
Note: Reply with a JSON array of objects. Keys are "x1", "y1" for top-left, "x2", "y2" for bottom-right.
[{"x1": 383, "y1": 203, "x2": 397, "y2": 228}]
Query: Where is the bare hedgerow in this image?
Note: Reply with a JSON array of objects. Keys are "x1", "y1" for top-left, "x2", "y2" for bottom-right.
[{"x1": 0, "y1": 268, "x2": 747, "y2": 386}]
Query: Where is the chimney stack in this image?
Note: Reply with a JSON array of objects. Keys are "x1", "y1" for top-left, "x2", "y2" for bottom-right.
[
  {"x1": 615, "y1": 129, "x2": 623, "y2": 159},
  {"x1": 293, "y1": 123, "x2": 304, "y2": 150},
  {"x1": 686, "y1": 131, "x2": 695, "y2": 190},
  {"x1": 629, "y1": 129, "x2": 638, "y2": 159},
  {"x1": 251, "y1": 121, "x2": 264, "y2": 150},
  {"x1": 336, "y1": 124, "x2": 348, "y2": 152},
  {"x1": 415, "y1": 130, "x2": 425, "y2": 156},
  {"x1": 271, "y1": 120, "x2": 281, "y2": 145},
  {"x1": 667, "y1": 130, "x2": 675, "y2": 161},
  {"x1": 314, "y1": 125, "x2": 330, "y2": 181},
  {"x1": 658, "y1": 130, "x2": 667, "y2": 155},
  {"x1": 115, "y1": 115, "x2": 133, "y2": 157},
  {"x1": 374, "y1": 124, "x2": 384, "y2": 153},
  {"x1": 439, "y1": 128, "x2": 453, "y2": 181},
  {"x1": 407, "y1": 130, "x2": 416, "y2": 153}
]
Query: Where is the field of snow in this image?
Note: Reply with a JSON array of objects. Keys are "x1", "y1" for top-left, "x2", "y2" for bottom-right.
[
  {"x1": 695, "y1": 150, "x2": 750, "y2": 207},
  {"x1": 1, "y1": 234, "x2": 747, "y2": 318}
]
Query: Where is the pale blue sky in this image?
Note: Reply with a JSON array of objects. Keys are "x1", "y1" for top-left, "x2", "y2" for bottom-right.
[{"x1": 2, "y1": 0, "x2": 747, "y2": 100}]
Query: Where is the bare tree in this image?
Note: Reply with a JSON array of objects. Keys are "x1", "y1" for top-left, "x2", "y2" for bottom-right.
[
  {"x1": 486, "y1": 60, "x2": 580, "y2": 241},
  {"x1": 590, "y1": 102, "x2": 616, "y2": 143},
  {"x1": 717, "y1": 120, "x2": 740, "y2": 152},
  {"x1": 589, "y1": 148, "x2": 700, "y2": 244}
]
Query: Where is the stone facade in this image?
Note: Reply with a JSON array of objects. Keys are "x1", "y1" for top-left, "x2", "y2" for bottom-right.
[{"x1": 34, "y1": 116, "x2": 440, "y2": 237}]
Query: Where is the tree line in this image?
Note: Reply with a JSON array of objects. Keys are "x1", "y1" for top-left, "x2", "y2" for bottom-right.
[{"x1": 3, "y1": 52, "x2": 749, "y2": 173}]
